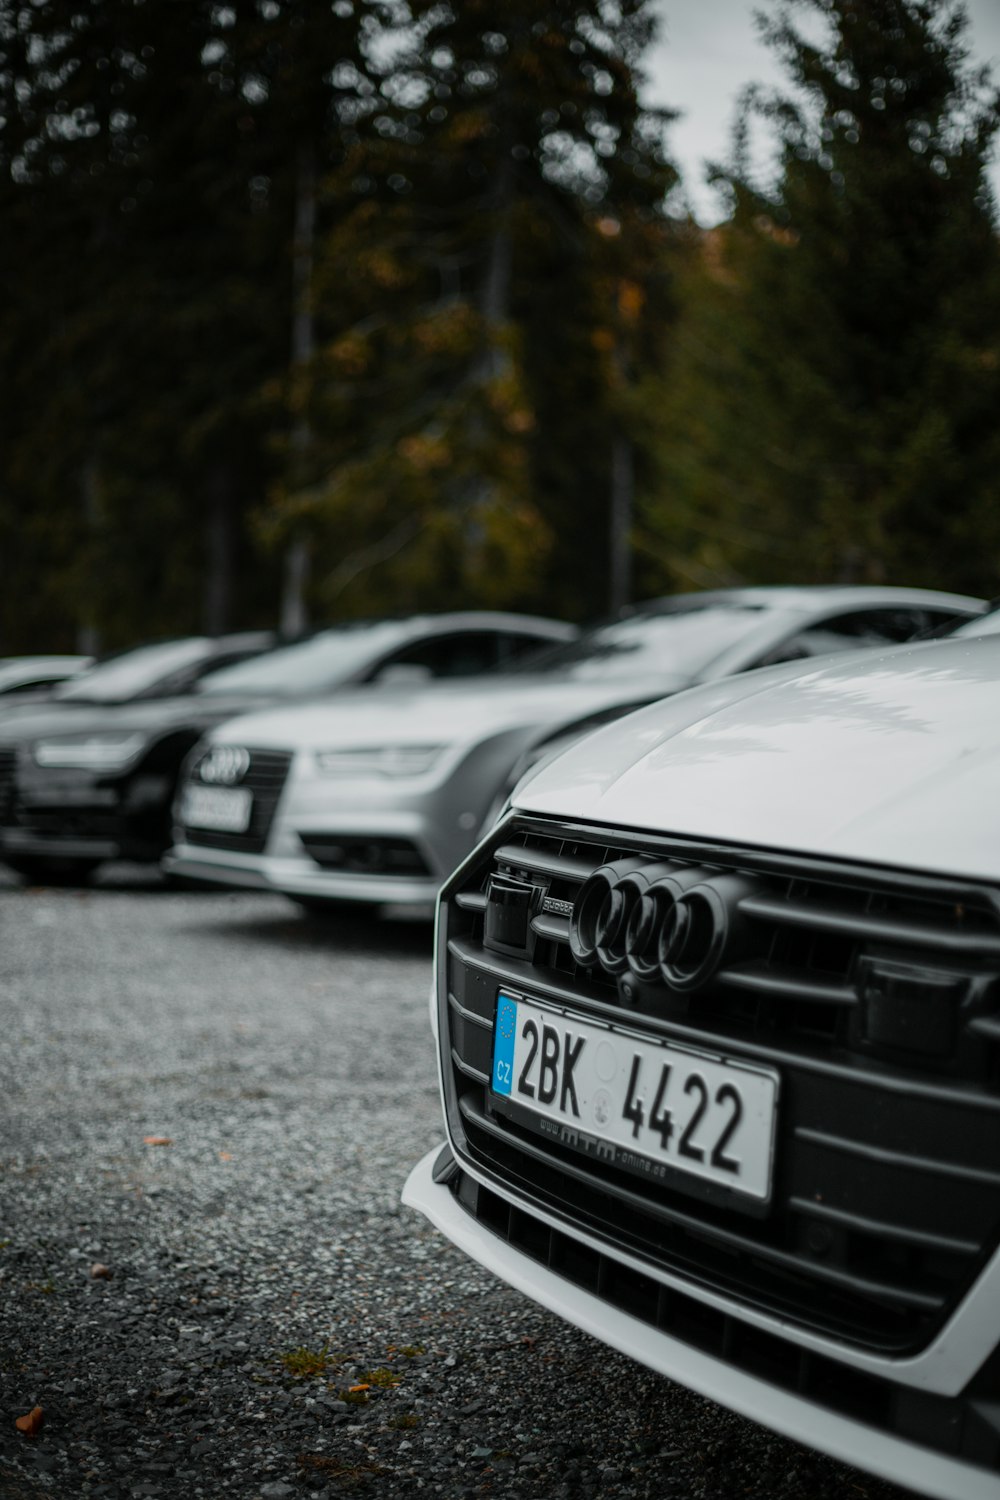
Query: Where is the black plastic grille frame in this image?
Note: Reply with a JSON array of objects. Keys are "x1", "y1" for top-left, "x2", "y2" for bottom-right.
[
  {"x1": 181, "y1": 749, "x2": 292, "y2": 855},
  {"x1": 438, "y1": 815, "x2": 1000, "y2": 1359}
]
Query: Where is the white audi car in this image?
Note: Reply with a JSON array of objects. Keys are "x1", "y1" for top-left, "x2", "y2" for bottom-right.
[
  {"x1": 405, "y1": 631, "x2": 1000, "y2": 1500},
  {"x1": 164, "y1": 586, "x2": 982, "y2": 910}
]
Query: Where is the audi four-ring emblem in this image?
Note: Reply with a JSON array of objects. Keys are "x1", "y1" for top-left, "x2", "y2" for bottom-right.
[
  {"x1": 198, "y1": 745, "x2": 251, "y2": 786},
  {"x1": 568, "y1": 858, "x2": 755, "y2": 991}
]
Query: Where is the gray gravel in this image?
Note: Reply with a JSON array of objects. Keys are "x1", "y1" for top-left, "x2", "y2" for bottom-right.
[{"x1": 0, "y1": 869, "x2": 914, "y2": 1499}]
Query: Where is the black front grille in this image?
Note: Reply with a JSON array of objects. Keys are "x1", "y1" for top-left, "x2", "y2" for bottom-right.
[
  {"x1": 182, "y1": 749, "x2": 292, "y2": 854},
  {"x1": 438, "y1": 816, "x2": 1000, "y2": 1358}
]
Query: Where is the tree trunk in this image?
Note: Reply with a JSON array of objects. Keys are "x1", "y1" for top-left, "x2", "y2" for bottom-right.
[
  {"x1": 480, "y1": 154, "x2": 515, "y2": 379},
  {"x1": 609, "y1": 435, "x2": 634, "y2": 615},
  {"x1": 203, "y1": 462, "x2": 234, "y2": 635},
  {"x1": 77, "y1": 458, "x2": 102, "y2": 656},
  {"x1": 280, "y1": 141, "x2": 317, "y2": 636}
]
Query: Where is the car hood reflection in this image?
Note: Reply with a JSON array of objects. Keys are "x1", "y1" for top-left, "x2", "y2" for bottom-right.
[{"x1": 513, "y1": 638, "x2": 1000, "y2": 883}]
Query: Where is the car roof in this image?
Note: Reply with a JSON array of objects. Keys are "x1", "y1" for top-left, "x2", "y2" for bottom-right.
[
  {"x1": 629, "y1": 585, "x2": 986, "y2": 616},
  {"x1": 300, "y1": 611, "x2": 577, "y2": 641}
]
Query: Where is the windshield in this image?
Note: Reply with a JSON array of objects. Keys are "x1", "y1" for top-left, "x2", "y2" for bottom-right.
[
  {"x1": 951, "y1": 608, "x2": 1000, "y2": 639},
  {"x1": 195, "y1": 624, "x2": 407, "y2": 697},
  {"x1": 54, "y1": 640, "x2": 212, "y2": 703},
  {"x1": 499, "y1": 605, "x2": 769, "y2": 682}
]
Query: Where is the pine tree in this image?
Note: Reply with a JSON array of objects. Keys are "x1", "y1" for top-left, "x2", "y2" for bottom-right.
[
  {"x1": 0, "y1": 0, "x2": 371, "y2": 649},
  {"x1": 641, "y1": 0, "x2": 1000, "y2": 596},
  {"x1": 265, "y1": 0, "x2": 680, "y2": 620}
]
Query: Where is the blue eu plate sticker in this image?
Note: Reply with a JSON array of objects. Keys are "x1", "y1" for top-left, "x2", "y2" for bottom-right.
[{"x1": 492, "y1": 992, "x2": 518, "y2": 1097}]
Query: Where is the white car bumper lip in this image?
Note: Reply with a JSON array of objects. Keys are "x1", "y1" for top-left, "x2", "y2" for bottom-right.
[
  {"x1": 402, "y1": 1147, "x2": 1000, "y2": 1500},
  {"x1": 162, "y1": 845, "x2": 271, "y2": 889},
  {"x1": 267, "y1": 855, "x2": 441, "y2": 906},
  {"x1": 163, "y1": 841, "x2": 441, "y2": 905}
]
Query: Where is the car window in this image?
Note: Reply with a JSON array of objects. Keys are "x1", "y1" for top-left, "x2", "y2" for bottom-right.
[
  {"x1": 501, "y1": 605, "x2": 768, "y2": 681},
  {"x1": 144, "y1": 647, "x2": 269, "y2": 699},
  {"x1": 752, "y1": 607, "x2": 936, "y2": 667},
  {"x1": 0, "y1": 676, "x2": 57, "y2": 696},
  {"x1": 496, "y1": 632, "x2": 564, "y2": 665},
  {"x1": 951, "y1": 607, "x2": 1000, "y2": 638},
  {"x1": 54, "y1": 640, "x2": 213, "y2": 702},
  {"x1": 196, "y1": 625, "x2": 407, "y2": 697},
  {"x1": 371, "y1": 631, "x2": 504, "y2": 681}
]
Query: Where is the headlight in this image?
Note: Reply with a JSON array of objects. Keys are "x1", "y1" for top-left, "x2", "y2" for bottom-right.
[
  {"x1": 33, "y1": 733, "x2": 147, "y2": 770},
  {"x1": 313, "y1": 744, "x2": 449, "y2": 778}
]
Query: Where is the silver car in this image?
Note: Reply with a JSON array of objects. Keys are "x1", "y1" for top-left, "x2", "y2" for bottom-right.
[{"x1": 165, "y1": 586, "x2": 983, "y2": 909}]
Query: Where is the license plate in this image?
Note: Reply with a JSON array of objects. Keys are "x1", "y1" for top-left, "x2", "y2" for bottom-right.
[
  {"x1": 491, "y1": 991, "x2": 779, "y2": 1201},
  {"x1": 180, "y1": 784, "x2": 253, "y2": 833}
]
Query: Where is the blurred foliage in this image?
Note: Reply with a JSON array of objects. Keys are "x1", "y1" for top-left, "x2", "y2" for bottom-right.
[
  {"x1": 637, "y1": 0, "x2": 1000, "y2": 599},
  {"x1": 262, "y1": 0, "x2": 680, "y2": 621},
  {"x1": 0, "y1": 0, "x2": 679, "y2": 649},
  {"x1": 1, "y1": 0, "x2": 998, "y2": 652}
]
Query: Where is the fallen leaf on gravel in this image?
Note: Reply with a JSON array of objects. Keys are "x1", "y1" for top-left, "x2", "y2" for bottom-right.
[
  {"x1": 15, "y1": 1406, "x2": 44, "y2": 1436},
  {"x1": 348, "y1": 1384, "x2": 371, "y2": 1392},
  {"x1": 90, "y1": 1262, "x2": 112, "y2": 1279},
  {"x1": 143, "y1": 1136, "x2": 172, "y2": 1146}
]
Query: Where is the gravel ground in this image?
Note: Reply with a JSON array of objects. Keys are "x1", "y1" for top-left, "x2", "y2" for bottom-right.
[{"x1": 0, "y1": 869, "x2": 915, "y2": 1500}]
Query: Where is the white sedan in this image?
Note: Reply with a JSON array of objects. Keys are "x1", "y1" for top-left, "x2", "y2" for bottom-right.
[{"x1": 406, "y1": 629, "x2": 1000, "y2": 1500}]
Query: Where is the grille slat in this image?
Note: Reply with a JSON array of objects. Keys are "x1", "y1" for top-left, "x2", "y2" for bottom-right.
[
  {"x1": 493, "y1": 842, "x2": 598, "y2": 882},
  {"x1": 785, "y1": 1195, "x2": 980, "y2": 1255},
  {"x1": 720, "y1": 962, "x2": 859, "y2": 1007},
  {"x1": 740, "y1": 892, "x2": 1000, "y2": 957},
  {"x1": 793, "y1": 1126, "x2": 1000, "y2": 1188},
  {"x1": 452, "y1": 1050, "x2": 490, "y2": 1086},
  {"x1": 530, "y1": 912, "x2": 571, "y2": 941},
  {"x1": 448, "y1": 993, "x2": 493, "y2": 1031},
  {"x1": 457, "y1": 1094, "x2": 950, "y2": 1316}
]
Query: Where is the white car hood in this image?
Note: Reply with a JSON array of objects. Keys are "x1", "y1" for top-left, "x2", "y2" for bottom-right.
[
  {"x1": 512, "y1": 637, "x2": 1000, "y2": 884},
  {"x1": 204, "y1": 673, "x2": 688, "y2": 752}
]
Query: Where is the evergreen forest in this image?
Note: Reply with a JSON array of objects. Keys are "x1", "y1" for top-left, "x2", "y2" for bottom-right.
[{"x1": 2, "y1": 0, "x2": 998, "y2": 653}]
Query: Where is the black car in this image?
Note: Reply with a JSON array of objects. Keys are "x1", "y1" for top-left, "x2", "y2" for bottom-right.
[{"x1": 0, "y1": 613, "x2": 575, "y2": 882}]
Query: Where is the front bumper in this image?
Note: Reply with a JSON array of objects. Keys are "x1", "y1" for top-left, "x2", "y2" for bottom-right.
[
  {"x1": 414, "y1": 812, "x2": 1000, "y2": 1499},
  {"x1": 163, "y1": 838, "x2": 440, "y2": 904},
  {"x1": 404, "y1": 1146, "x2": 1000, "y2": 1500},
  {"x1": 0, "y1": 772, "x2": 173, "y2": 864},
  {"x1": 162, "y1": 842, "x2": 272, "y2": 890},
  {"x1": 172, "y1": 744, "x2": 494, "y2": 907}
]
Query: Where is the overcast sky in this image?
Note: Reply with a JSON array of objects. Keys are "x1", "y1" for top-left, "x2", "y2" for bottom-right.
[{"x1": 640, "y1": 0, "x2": 1000, "y2": 223}]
